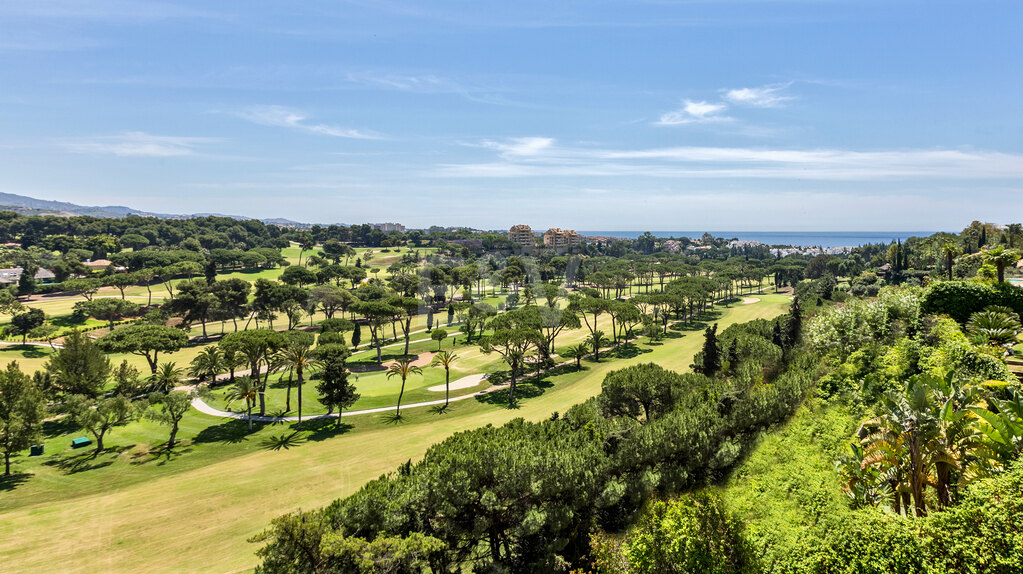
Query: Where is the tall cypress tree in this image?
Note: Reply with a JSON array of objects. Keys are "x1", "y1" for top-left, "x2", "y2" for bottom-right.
[
  {"x1": 727, "y1": 337, "x2": 740, "y2": 372},
  {"x1": 697, "y1": 323, "x2": 721, "y2": 377},
  {"x1": 783, "y1": 297, "x2": 803, "y2": 354},
  {"x1": 351, "y1": 323, "x2": 362, "y2": 349}
]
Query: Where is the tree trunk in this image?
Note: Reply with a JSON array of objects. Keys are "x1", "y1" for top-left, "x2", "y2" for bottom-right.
[
  {"x1": 909, "y1": 434, "x2": 927, "y2": 517},
  {"x1": 508, "y1": 367, "x2": 517, "y2": 405},
  {"x1": 297, "y1": 366, "x2": 304, "y2": 423},
  {"x1": 4, "y1": 452, "x2": 10, "y2": 475},
  {"x1": 246, "y1": 402, "x2": 253, "y2": 432},
  {"x1": 285, "y1": 371, "x2": 293, "y2": 411},
  {"x1": 445, "y1": 370, "x2": 450, "y2": 406},
  {"x1": 168, "y1": 425, "x2": 178, "y2": 449},
  {"x1": 95, "y1": 430, "x2": 105, "y2": 453},
  {"x1": 396, "y1": 377, "x2": 406, "y2": 416}
]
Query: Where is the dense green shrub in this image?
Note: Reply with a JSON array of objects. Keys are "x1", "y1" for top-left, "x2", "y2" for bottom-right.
[{"x1": 920, "y1": 281, "x2": 1023, "y2": 323}]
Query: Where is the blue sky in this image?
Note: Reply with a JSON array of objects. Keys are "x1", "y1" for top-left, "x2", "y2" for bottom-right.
[{"x1": 1, "y1": 1, "x2": 1021, "y2": 231}]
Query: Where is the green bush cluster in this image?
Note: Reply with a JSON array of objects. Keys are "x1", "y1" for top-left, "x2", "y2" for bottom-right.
[{"x1": 252, "y1": 314, "x2": 817, "y2": 572}]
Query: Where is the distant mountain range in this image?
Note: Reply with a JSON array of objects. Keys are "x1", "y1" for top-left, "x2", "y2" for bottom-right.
[{"x1": 0, "y1": 192, "x2": 312, "y2": 227}]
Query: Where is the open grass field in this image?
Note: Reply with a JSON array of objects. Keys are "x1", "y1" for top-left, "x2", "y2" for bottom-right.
[{"x1": 0, "y1": 293, "x2": 790, "y2": 574}]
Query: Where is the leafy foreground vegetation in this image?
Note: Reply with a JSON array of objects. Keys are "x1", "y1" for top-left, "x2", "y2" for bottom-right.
[
  {"x1": 589, "y1": 285, "x2": 1023, "y2": 574},
  {"x1": 252, "y1": 304, "x2": 816, "y2": 572}
]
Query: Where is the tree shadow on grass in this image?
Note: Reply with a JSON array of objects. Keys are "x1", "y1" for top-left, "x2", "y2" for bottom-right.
[
  {"x1": 193, "y1": 418, "x2": 260, "y2": 444},
  {"x1": 302, "y1": 416, "x2": 355, "y2": 441},
  {"x1": 381, "y1": 412, "x2": 405, "y2": 424},
  {"x1": 349, "y1": 362, "x2": 387, "y2": 373},
  {"x1": 266, "y1": 409, "x2": 293, "y2": 425},
  {"x1": 260, "y1": 431, "x2": 307, "y2": 451},
  {"x1": 476, "y1": 378, "x2": 554, "y2": 408},
  {"x1": 607, "y1": 344, "x2": 653, "y2": 360},
  {"x1": 44, "y1": 446, "x2": 132, "y2": 474},
  {"x1": 3, "y1": 344, "x2": 48, "y2": 358},
  {"x1": 0, "y1": 471, "x2": 31, "y2": 491},
  {"x1": 429, "y1": 404, "x2": 450, "y2": 415},
  {"x1": 129, "y1": 445, "x2": 194, "y2": 466},
  {"x1": 42, "y1": 416, "x2": 78, "y2": 438}
]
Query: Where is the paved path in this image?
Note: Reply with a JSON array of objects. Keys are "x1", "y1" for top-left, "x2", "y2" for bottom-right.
[{"x1": 190, "y1": 381, "x2": 502, "y2": 422}]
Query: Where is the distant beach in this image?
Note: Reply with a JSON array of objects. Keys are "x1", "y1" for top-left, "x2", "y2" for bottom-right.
[{"x1": 577, "y1": 231, "x2": 944, "y2": 249}]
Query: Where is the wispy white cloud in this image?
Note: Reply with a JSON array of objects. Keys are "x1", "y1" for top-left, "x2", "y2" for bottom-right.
[
  {"x1": 0, "y1": 1, "x2": 220, "y2": 21},
  {"x1": 479, "y1": 137, "x2": 555, "y2": 157},
  {"x1": 656, "y1": 100, "x2": 732, "y2": 125},
  {"x1": 236, "y1": 106, "x2": 380, "y2": 139},
  {"x1": 723, "y1": 83, "x2": 794, "y2": 108},
  {"x1": 60, "y1": 131, "x2": 221, "y2": 157},
  {"x1": 433, "y1": 138, "x2": 1023, "y2": 181}
]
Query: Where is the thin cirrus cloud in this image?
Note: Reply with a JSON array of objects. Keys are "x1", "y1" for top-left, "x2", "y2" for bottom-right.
[
  {"x1": 236, "y1": 105, "x2": 381, "y2": 139},
  {"x1": 656, "y1": 100, "x2": 732, "y2": 125},
  {"x1": 723, "y1": 83, "x2": 794, "y2": 108},
  {"x1": 60, "y1": 131, "x2": 221, "y2": 157},
  {"x1": 433, "y1": 138, "x2": 1023, "y2": 181}
]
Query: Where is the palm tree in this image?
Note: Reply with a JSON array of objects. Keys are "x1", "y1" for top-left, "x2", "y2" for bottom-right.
[
  {"x1": 971, "y1": 391, "x2": 1023, "y2": 466},
  {"x1": 565, "y1": 342, "x2": 590, "y2": 370},
  {"x1": 940, "y1": 242, "x2": 961, "y2": 281},
  {"x1": 297, "y1": 239, "x2": 315, "y2": 267},
  {"x1": 188, "y1": 346, "x2": 224, "y2": 384},
  {"x1": 981, "y1": 246, "x2": 1021, "y2": 283},
  {"x1": 430, "y1": 351, "x2": 459, "y2": 407},
  {"x1": 227, "y1": 377, "x2": 260, "y2": 432},
  {"x1": 282, "y1": 345, "x2": 319, "y2": 423},
  {"x1": 386, "y1": 356, "x2": 423, "y2": 417},
  {"x1": 585, "y1": 330, "x2": 608, "y2": 362},
  {"x1": 923, "y1": 377, "x2": 984, "y2": 508},
  {"x1": 862, "y1": 378, "x2": 937, "y2": 517},
  {"x1": 966, "y1": 306, "x2": 1022, "y2": 346},
  {"x1": 148, "y1": 362, "x2": 184, "y2": 393}
]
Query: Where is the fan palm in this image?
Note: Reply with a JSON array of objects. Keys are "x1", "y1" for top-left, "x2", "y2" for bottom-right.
[
  {"x1": 981, "y1": 246, "x2": 1021, "y2": 283},
  {"x1": 282, "y1": 345, "x2": 319, "y2": 423},
  {"x1": 148, "y1": 361, "x2": 184, "y2": 394},
  {"x1": 227, "y1": 377, "x2": 260, "y2": 432},
  {"x1": 188, "y1": 346, "x2": 224, "y2": 384},
  {"x1": 430, "y1": 351, "x2": 459, "y2": 407},
  {"x1": 386, "y1": 356, "x2": 423, "y2": 416},
  {"x1": 565, "y1": 342, "x2": 591, "y2": 370},
  {"x1": 940, "y1": 242, "x2": 961, "y2": 281},
  {"x1": 586, "y1": 330, "x2": 608, "y2": 362},
  {"x1": 966, "y1": 306, "x2": 1022, "y2": 346}
]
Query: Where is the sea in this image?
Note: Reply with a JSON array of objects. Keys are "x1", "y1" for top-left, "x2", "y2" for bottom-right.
[{"x1": 576, "y1": 231, "x2": 945, "y2": 249}]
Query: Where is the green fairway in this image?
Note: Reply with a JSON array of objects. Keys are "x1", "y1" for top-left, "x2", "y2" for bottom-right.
[{"x1": 0, "y1": 294, "x2": 789, "y2": 574}]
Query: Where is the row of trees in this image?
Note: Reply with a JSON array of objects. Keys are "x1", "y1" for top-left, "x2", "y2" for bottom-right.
[{"x1": 251, "y1": 301, "x2": 810, "y2": 571}]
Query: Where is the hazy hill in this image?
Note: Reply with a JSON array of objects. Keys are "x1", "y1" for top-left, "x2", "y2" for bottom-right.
[{"x1": 0, "y1": 192, "x2": 311, "y2": 227}]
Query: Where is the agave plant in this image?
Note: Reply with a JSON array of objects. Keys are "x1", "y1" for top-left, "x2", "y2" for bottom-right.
[{"x1": 966, "y1": 305, "x2": 1021, "y2": 346}]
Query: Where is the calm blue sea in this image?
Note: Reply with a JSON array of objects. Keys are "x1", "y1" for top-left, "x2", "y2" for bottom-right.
[{"x1": 577, "y1": 231, "x2": 944, "y2": 249}]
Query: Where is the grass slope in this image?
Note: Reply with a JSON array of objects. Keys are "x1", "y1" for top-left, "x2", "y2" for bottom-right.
[{"x1": 0, "y1": 295, "x2": 789, "y2": 574}]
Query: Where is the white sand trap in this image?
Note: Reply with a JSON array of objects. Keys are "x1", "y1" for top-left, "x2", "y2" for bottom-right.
[
  {"x1": 740, "y1": 297, "x2": 760, "y2": 305},
  {"x1": 428, "y1": 373, "x2": 487, "y2": 392}
]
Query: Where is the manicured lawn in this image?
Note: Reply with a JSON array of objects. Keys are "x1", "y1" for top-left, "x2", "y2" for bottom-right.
[{"x1": 0, "y1": 294, "x2": 789, "y2": 573}]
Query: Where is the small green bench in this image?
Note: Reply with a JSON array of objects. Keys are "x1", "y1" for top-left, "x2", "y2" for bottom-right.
[
  {"x1": 29, "y1": 444, "x2": 44, "y2": 456},
  {"x1": 71, "y1": 437, "x2": 91, "y2": 449}
]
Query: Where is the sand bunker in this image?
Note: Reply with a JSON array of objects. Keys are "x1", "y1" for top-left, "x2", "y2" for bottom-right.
[{"x1": 428, "y1": 373, "x2": 487, "y2": 392}]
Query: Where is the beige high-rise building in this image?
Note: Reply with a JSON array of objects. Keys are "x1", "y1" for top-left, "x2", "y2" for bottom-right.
[
  {"x1": 543, "y1": 228, "x2": 581, "y2": 252},
  {"x1": 508, "y1": 224, "x2": 536, "y2": 252}
]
